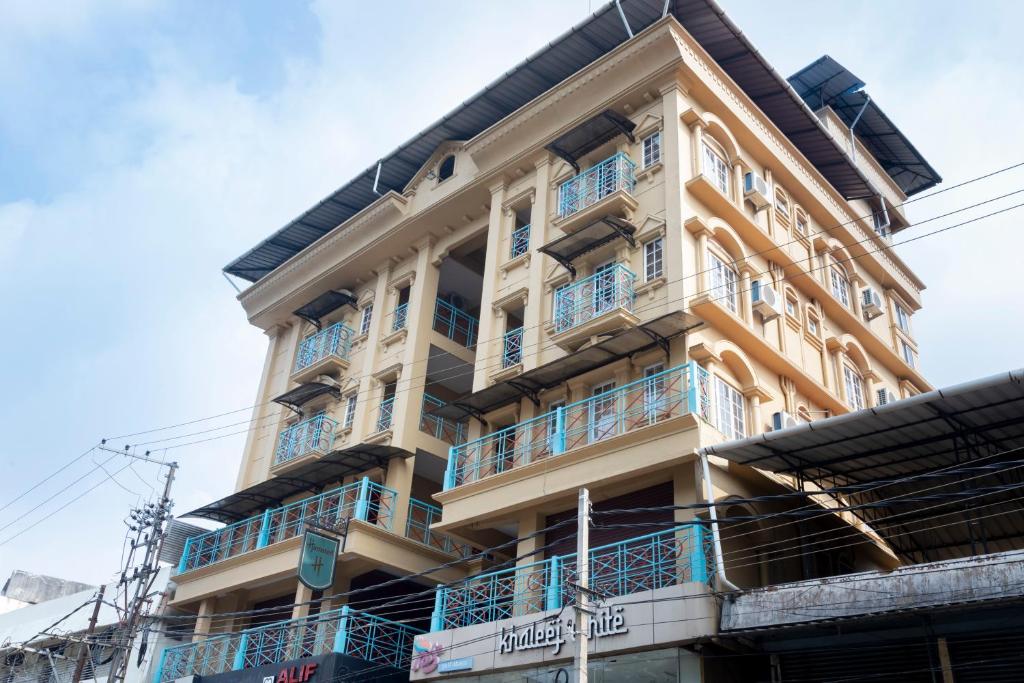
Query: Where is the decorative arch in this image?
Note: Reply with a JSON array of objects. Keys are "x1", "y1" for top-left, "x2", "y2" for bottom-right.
[
  {"x1": 840, "y1": 337, "x2": 873, "y2": 376},
  {"x1": 717, "y1": 496, "x2": 769, "y2": 589},
  {"x1": 705, "y1": 218, "x2": 748, "y2": 264},
  {"x1": 825, "y1": 241, "x2": 862, "y2": 282},
  {"x1": 701, "y1": 112, "x2": 741, "y2": 162},
  {"x1": 712, "y1": 341, "x2": 759, "y2": 392}
]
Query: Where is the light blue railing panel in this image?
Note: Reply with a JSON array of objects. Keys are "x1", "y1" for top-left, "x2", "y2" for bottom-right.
[
  {"x1": 433, "y1": 298, "x2": 478, "y2": 348},
  {"x1": 420, "y1": 393, "x2": 467, "y2": 446},
  {"x1": 392, "y1": 303, "x2": 409, "y2": 332},
  {"x1": 154, "y1": 606, "x2": 423, "y2": 683},
  {"x1": 502, "y1": 327, "x2": 524, "y2": 368},
  {"x1": 510, "y1": 224, "x2": 530, "y2": 259},
  {"x1": 554, "y1": 264, "x2": 636, "y2": 334},
  {"x1": 274, "y1": 414, "x2": 337, "y2": 466},
  {"x1": 434, "y1": 524, "x2": 710, "y2": 629},
  {"x1": 445, "y1": 363, "x2": 704, "y2": 490},
  {"x1": 294, "y1": 322, "x2": 354, "y2": 373},
  {"x1": 377, "y1": 397, "x2": 395, "y2": 432},
  {"x1": 406, "y1": 498, "x2": 471, "y2": 557},
  {"x1": 557, "y1": 152, "x2": 636, "y2": 218}
]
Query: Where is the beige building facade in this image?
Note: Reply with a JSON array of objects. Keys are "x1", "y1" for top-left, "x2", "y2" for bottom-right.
[{"x1": 156, "y1": 2, "x2": 939, "y2": 682}]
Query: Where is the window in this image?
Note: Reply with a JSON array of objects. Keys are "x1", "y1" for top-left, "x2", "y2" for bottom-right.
[
  {"x1": 795, "y1": 210, "x2": 809, "y2": 237},
  {"x1": 343, "y1": 395, "x2": 357, "y2": 428},
  {"x1": 714, "y1": 376, "x2": 746, "y2": 440},
  {"x1": 774, "y1": 189, "x2": 790, "y2": 218},
  {"x1": 708, "y1": 250, "x2": 738, "y2": 313},
  {"x1": 702, "y1": 141, "x2": 730, "y2": 195},
  {"x1": 830, "y1": 262, "x2": 851, "y2": 308},
  {"x1": 643, "y1": 363, "x2": 666, "y2": 423},
  {"x1": 643, "y1": 238, "x2": 664, "y2": 281},
  {"x1": 894, "y1": 301, "x2": 911, "y2": 335},
  {"x1": 807, "y1": 313, "x2": 820, "y2": 336},
  {"x1": 843, "y1": 365, "x2": 866, "y2": 411},
  {"x1": 785, "y1": 295, "x2": 798, "y2": 317},
  {"x1": 359, "y1": 304, "x2": 373, "y2": 336},
  {"x1": 437, "y1": 155, "x2": 455, "y2": 181},
  {"x1": 546, "y1": 400, "x2": 565, "y2": 453},
  {"x1": 900, "y1": 340, "x2": 916, "y2": 368},
  {"x1": 589, "y1": 381, "x2": 618, "y2": 442},
  {"x1": 642, "y1": 131, "x2": 662, "y2": 168}
]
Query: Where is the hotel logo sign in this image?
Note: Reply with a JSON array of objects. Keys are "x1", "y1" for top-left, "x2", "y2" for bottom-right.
[{"x1": 297, "y1": 531, "x2": 339, "y2": 591}]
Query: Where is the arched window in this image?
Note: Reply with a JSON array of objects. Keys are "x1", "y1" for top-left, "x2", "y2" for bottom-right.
[
  {"x1": 842, "y1": 362, "x2": 866, "y2": 411},
  {"x1": 702, "y1": 136, "x2": 730, "y2": 195},
  {"x1": 806, "y1": 308, "x2": 821, "y2": 337},
  {"x1": 774, "y1": 187, "x2": 790, "y2": 222},
  {"x1": 829, "y1": 258, "x2": 851, "y2": 308},
  {"x1": 714, "y1": 375, "x2": 746, "y2": 440},
  {"x1": 794, "y1": 207, "x2": 809, "y2": 237},
  {"x1": 438, "y1": 155, "x2": 455, "y2": 181},
  {"x1": 707, "y1": 243, "x2": 739, "y2": 313}
]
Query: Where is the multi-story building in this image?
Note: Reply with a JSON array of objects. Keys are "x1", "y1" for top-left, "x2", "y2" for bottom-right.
[{"x1": 157, "y1": 1, "x2": 939, "y2": 681}]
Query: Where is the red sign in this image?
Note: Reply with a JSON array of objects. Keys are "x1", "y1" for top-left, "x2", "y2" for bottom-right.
[{"x1": 275, "y1": 663, "x2": 317, "y2": 683}]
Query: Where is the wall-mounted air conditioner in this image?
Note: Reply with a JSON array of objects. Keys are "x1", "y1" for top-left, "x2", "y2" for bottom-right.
[
  {"x1": 744, "y1": 172, "x2": 770, "y2": 210},
  {"x1": 876, "y1": 388, "x2": 897, "y2": 406},
  {"x1": 861, "y1": 287, "x2": 883, "y2": 319},
  {"x1": 752, "y1": 280, "x2": 782, "y2": 321},
  {"x1": 772, "y1": 411, "x2": 800, "y2": 431}
]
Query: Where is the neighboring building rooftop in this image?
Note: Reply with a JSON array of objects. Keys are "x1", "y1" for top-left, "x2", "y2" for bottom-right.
[
  {"x1": 1, "y1": 570, "x2": 94, "y2": 607},
  {"x1": 225, "y1": 0, "x2": 939, "y2": 284}
]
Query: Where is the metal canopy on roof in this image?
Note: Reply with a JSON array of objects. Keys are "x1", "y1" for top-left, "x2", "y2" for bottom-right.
[
  {"x1": 225, "y1": 0, "x2": 915, "y2": 284},
  {"x1": 182, "y1": 444, "x2": 412, "y2": 524},
  {"x1": 430, "y1": 311, "x2": 703, "y2": 421},
  {"x1": 539, "y1": 216, "x2": 637, "y2": 277},
  {"x1": 545, "y1": 109, "x2": 636, "y2": 172},
  {"x1": 788, "y1": 55, "x2": 941, "y2": 196},
  {"x1": 703, "y1": 369, "x2": 1024, "y2": 563},
  {"x1": 273, "y1": 382, "x2": 341, "y2": 414},
  {"x1": 293, "y1": 290, "x2": 357, "y2": 329}
]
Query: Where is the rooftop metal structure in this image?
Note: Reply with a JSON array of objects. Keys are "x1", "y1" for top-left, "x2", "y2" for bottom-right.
[
  {"x1": 225, "y1": 0, "x2": 929, "y2": 284},
  {"x1": 703, "y1": 369, "x2": 1024, "y2": 563}
]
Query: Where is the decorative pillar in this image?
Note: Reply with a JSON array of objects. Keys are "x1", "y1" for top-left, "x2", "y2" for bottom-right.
[
  {"x1": 661, "y1": 82, "x2": 688, "y2": 308},
  {"x1": 524, "y1": 161, "x2": 548, "y2": 371},
  {"x1": 354, "y1": 263, "x2": 391, "y2": 439},
  {"x1": 739, "y1": 265, "x2": 755, "y2": 324},
  {"x1": 291, "y1": 582, "x2": 313, "y2": 620},
  {"x1": 191, "y1": 598, "x2": 215, "y2": 642},
  {"x1": 475, "y1": 181, "x2": 508, "y2": 391}
]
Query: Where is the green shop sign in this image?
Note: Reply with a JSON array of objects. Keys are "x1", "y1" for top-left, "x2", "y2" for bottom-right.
[{"x1": 297, "y1": 530, "x2": 339, "y2": 590}]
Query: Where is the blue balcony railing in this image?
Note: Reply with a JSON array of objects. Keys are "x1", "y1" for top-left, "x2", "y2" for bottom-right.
[
  {"x1": 510, "y1": 224, "x2": 530, "y2": 259},
  {"x1": 444, "y1": 362, "x2": 712, "y2": 490},
  {"x1": 405, "y1": 498, "x2": 471, "y2": 557},
  {"x1": 554, "y1": 264, "x2": 636, "y2": 335},
  {"x1": 377, "y1": 397, "x2": 396, "y2": 432},
  {"x1": 294, "y1": 322, "x2": 354, "y2": 374},
  {"x1": 502, "y1": 327, "x2": 524, "y2": 368},
  {"x1": 432, "y1": 524, "x2": 710, "y2": 629},
  {"x1": 177, "y1": 478, "x2": 396, "y2": 574},
  {"x1": 392, "y1": 303, "x2": 409, "y2": 332},
  {"x1": 433, "y1": 298, "x2": 478, "y2": 348},
  {"x1": 154, "y1": 605, "x2": 422, "y2": 683},
  {"x1": 420, "y1": 393, "x2": 467, "y2": 446},
  {"x1": 557, "y1": 152, "x2": 636, "y2": 218},
  {"x1": 274, "y1": 414, "x2": 337, "y2": 466}
]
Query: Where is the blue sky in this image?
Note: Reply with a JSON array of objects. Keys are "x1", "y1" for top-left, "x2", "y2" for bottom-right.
[{"x1": 1, "y1": 0, "x2": 1022, "y2": 585}]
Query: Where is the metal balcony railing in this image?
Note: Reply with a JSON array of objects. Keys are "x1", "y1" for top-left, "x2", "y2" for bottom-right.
[
  {"x1": 154, "y1": 605, "x2": 422, "y2": 683},
  {"x1": 177, "y1": 478, "x2": 396, "y2": 573},
  {"x1": 432, "y1": 524, "x2": 710, "y2": 629},
  {"x1": 392, "y1": 302, "x2": 408, "y2": 332},
  {"x1": 274, "y1": 414, "x2": 337, "y2": 466},
  {"x1": 405, "y1": 498, "x2": 471, "y2": 557},
  {"x1": 420, "y1": 393, "x2": 467, "y2": 446},
  {"x1": 510, "y1": 224, "x2": 530, "y2": 259},
  {"x1": 554, "y1": 263, "x2": 636, "y2": 334},
  {"x1": 433, "y1": 298, "x2": 478, "y2": 348},
  {"x1": 557, "y1": 152, "x2": 636, "y2": 218},
  {"x1": 502, "y1": 327, "x2": 524, "y2": 368},
  {"x1": 293, "y1": 322, "x2": 354, "y2": 374},
  {"x1": 444, "y1": 362, "x2": 712, "y2": 490},
  {"x1": 376, "y1": 397, "x2": 395, "y2": 432}
]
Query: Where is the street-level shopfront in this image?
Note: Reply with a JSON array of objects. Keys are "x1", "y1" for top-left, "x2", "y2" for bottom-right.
[{"x1": 180, "y1": 652, "x2": 407, "y2": 683}]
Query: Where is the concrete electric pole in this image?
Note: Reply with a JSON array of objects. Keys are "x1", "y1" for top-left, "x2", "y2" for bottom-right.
[{"x1": 572, "y1": 487, "x2": 591, "y2": 683}]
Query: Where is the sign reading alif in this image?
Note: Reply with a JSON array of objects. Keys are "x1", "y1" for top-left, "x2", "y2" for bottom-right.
[{"x1": 297, "y1": 531, "x2": 339, "y2": 591}]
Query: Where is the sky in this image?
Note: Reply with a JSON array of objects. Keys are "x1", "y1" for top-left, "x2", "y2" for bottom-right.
[{"x1": 0, "y1": 0, "x2": 1021, "y2": 587}]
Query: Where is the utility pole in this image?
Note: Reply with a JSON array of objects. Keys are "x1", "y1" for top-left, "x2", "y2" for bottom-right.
[
  {"x1": 572, "y1": 487, "x2": 591, "y2": 683},
  {"x1": 71, "y1": 585, "x2": 105, "y2": 683}
]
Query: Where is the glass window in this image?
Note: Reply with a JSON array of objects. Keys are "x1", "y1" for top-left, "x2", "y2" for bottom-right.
[
  {"x1": 359, "y1": 304, "x2": 373, "y2": 335},
  {"x1": 795, "y1": 211, "x2": 809, "y2": 236},
  {"x1": 807, "y1": 314, "x2": 820, "y2": 336},
  {"x1": 775, "y1": 189, "x2": 790, "y2": 217},
  {"x1": 643, "y1": 363, "x2": 666, "y2": 423},
  {"x1": 702, "y1": 142, "x2": 730, "y2": 195},
  {"x1": 642, "y1": 131, "x2": 662, "y2": 168},
  {"x1": 438, "y1": 155, "x2": 455, "y2": 181},
  {"x1": 708, "y1": 250, "x2": 738, "y2": 313},
  {"x1": 894, "y1": 301, "x2": 911, "y2": 335},
  {"x1": 343, "y1": 395, "x2": 357, "y2": 428},
  {"x1": 901, "y1": 340, "x2": 915, "y2": 368},
  {"x1": 843, "y1": 365, "x2": 866, "y2": 411},
  {"x1": 644, "y1": 238, "x2": 663, "y2": 281},
  {"x1": 785, "y1": 296, "x2": 798, "y2": 317},
  {"x1": 830, "y1": 263, "x2": 851, "y2": 308},
  {"x1": 714, "y1": 376, "x2": 746, "y2": 440}
]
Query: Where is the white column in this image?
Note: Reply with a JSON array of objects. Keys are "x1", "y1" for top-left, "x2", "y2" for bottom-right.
[{"x1": 474, "y1": 182, "x2": 508, "y2": 391}]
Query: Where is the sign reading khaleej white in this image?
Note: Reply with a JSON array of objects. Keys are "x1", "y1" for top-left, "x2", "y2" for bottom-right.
[{"x1": 498, "y1": 605, "x2": 628, "y2": 657}]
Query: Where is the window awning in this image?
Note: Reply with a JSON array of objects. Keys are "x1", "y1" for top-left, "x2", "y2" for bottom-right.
[
  {"x1": 181, "y1": 444, "x2": 412, "y2": 523},
  {"x1": 545, "y1": 109, "x2": 636, "y2": 173},
  {"x1": 539, "y1": 216, "x2": 637, "y2": 277},
  {"x1": 273, "y1": 382, "x2": 341, "y2": 414},
  {"x1": 428, "y1": 311, "x2": 703, "y2": 421},
  {"x1": 293, "y1": 289, "x2": 357, "y2": 329}
]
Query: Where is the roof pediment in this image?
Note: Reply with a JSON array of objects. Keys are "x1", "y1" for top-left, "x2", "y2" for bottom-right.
[{"x1": 403, "y1": 141, "x2": 466, "y2": 194}]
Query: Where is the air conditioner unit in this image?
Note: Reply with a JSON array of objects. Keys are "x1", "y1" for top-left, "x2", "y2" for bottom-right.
[
  {"x1": 876, "y1": 388, "x2": 897, "y2": 406},
  {"x1": 744, "y1": 172, "x2": 770, "y2": 210},
  {"x1": 447, "y1": 292, "x2": 467, "y2": 311},
  {"x1": 772, "y1": 411, "x2": 800, "y2": 431},
  {"x1": 751, "y1": 281, "x2": 782, "y2": 320},
  {"x1": 861, "y1": 288, "x2": 883, "y2": 319}
]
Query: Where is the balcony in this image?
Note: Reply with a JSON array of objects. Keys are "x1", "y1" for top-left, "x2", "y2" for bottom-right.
[
  {"x1": 431, "y1": 523, "x2": 709, "y2": 629},
  {"x1": 274, "y1": 414, "x2": 337, "y2": 468},
  {"x1": 291, "y1": 322, "x2": 354, "y2": 384},
  {"x1": 177, "y1": 479, "x2": 396, "y2": 574},
  {"x1": 551, "y1": 263, "x2": 638, "y2": 349},
  {"x1": 555, "y1": 153, "x2": 637, "y2": 233},
  {"x1": 376, "y1": 397, "x2": 395, "y2": 433},
  {"x1": 420, "y1": 393, "x2": 467, "y2": 446},
  {"x1": 405, "y1": 498, "x2": 471, "y2": 557},
  {"x1": 444, "y1": 362, "x2": 712, "y2": 490},
  {"x1": 433, "y1": 298, "x2": 478, "y2": 349},
  {"x1": 510, "y1": 224, "x2": 530, "y2": 259},
  {"x1": 502, "y1": 327, "x2": 523, "y2": 369},
  {"x1": 154, "y1": 605, "x2": 422, "y2": 683},
  {"x1": 392, "y1": 302, "x2": 408, "y2": 332}
]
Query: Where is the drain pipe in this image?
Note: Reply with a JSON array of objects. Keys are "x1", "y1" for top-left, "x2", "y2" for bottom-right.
[
  {"x1": 848, "y1": 94, "x2": 871, "y2": 163},
  {"x1": 699, "y1": 449, "x2": 740, "y2": 592}
]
